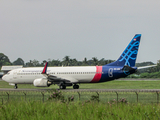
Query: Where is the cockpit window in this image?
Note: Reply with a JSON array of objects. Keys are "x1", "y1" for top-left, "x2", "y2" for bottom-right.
[{"x1": 7, "y1": 72, "x2": 10, "y2": 75}]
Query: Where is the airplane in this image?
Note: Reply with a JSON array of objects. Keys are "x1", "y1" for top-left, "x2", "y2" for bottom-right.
[{"x1": 2, "y1": 34, "x2": 156, "y2": 89}]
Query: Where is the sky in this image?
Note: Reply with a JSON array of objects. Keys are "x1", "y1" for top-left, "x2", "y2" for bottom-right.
[{"x1": 0, "y1": 0, "x2": 160, "y2": 64}]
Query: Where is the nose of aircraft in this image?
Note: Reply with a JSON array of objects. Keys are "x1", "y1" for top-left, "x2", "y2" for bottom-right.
[{"x1": 2, "y1": 75, "x2": 7, "y2": 81}]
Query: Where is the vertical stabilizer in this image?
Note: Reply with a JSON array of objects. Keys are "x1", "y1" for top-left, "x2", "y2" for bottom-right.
[{"x1": 106, "y1": 34, "x2": 141, "y2": 67}]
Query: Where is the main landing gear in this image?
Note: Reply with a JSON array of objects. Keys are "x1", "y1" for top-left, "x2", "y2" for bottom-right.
[
  {"x1": 14, "y1": 84, "x2": 18, "y2": 89},
  {"x1": 59, "y1": 83, "x2": 79, "y2": 89},
  {"x1": 60, "y1": 85, "x2": 66, "y2": 89},
  {"x1": 73, "y1": 84, "x2": 79, "y2": 89},
  {"x1": 59, "y1": 83, "x2": 66, "y2": 89}
]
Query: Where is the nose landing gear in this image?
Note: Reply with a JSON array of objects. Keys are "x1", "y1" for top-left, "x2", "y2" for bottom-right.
[{"x1": 14, "y1": 84, "x2": 18, "y2": 89}]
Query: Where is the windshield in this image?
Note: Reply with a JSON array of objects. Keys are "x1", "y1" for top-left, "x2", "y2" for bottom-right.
[{"x1": 6, "y1": 72, "x2": 10, "y2": 75}]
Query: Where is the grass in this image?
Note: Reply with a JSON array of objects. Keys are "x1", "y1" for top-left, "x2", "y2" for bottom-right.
[
  {"x1": 0, "y1": 101, "x2": 160, "y2": 119},
  {"x1": 1, "y1": 80, "x2": 160, "y2": 119},
  {"x1": 1, "y1": 79, "x2": 160, "y2": 104},
  {"x1": 0, "y1": 88, "x2": 159, "y2": 119},
  {"x1": 1, "y1": 79, "x2": 160, "y2": 89},
  {"x1": 0, "y1": 90, "x2": 159, "y2": 104}
]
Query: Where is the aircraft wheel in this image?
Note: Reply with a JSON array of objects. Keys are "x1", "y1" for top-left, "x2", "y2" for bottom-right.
[
  {"x1": 73, "y1": 85, "x2": 76, "y2": 89},
  {"x1": 73, "y1": 85, "x2": 79, "y2": 89},
  {"x1": 60, "y1": 85, "x2": 66, "y2": 89},
  {"x1": 60, "y1": 85, "x2": 63, "y2": 89},
  {"x1": 76, "y1": 85, "x2": 79, "y2": 89},
  {"x1": 63, "y1": 85, "x2": 66, "y2": 89},
  {"x1": 14, "y1": 84, "x2": 18, "y2": 89}
]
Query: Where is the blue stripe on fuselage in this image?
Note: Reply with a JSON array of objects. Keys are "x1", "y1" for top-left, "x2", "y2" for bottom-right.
[{"x1": 99, "y1": 66, "x2": 136, "y2": 82}]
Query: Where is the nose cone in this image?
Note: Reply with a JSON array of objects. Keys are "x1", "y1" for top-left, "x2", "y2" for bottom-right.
[{"x1": 2, "y1": 75, "x2": 8, "y2": 81}]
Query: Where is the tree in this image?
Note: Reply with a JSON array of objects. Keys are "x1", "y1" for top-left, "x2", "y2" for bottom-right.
[
  {"x1": 13, "y1": 58, "x2": 25, "y2": 65},
  {"x1": 62, "y1": 56, "x2": 70, "y2": 66},
  {"x1": 82, "y1": 57, "x2": 88, "y2": 66},
  {"x1": 32, "y1": 59, "x2": 40, "y2": 66},
  {"x1": 42, "y1": 60, "x2": 47, "y2": 66},
  {"x1": 51, "y1": 59, "x2": 62, "y2": 66},
  {"x1": 26, "y1": 60, "x2": 34, "y2": 67},
  {"x1": 0, "y1": 53, "x2": 11, "y2": 67},
  {"x1": 99, "y1": 58, "x2": 105, "y2": 65},
  {"x1": 92, "y1": 57, "x2": 98, "y2": 65},
  {"x1": 70, "y1": 58, "x2": 78, "y2": 66},
  {"x1": 104, "y1": 59, "x2": 115, "y2": 65}
]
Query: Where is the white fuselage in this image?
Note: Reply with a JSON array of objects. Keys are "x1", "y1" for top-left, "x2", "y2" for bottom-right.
[{"x1": 2, "y1": 66, "x2": 98, "y2": 84}]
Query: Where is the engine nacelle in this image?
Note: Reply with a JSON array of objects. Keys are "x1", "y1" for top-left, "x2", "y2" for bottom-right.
[{"x1": 33, "y1": 78, "x2": 50, "y2": 87}]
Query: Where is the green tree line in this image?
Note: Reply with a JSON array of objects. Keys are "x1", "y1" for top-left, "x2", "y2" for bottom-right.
[{"x1": 0, "y1": 53, "x2": 115, "y2": 67}]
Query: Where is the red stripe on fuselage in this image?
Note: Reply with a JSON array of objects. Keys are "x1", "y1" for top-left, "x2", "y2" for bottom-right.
[{"x1": 90, "y1": 66, "x2": 102, "y2": 83}]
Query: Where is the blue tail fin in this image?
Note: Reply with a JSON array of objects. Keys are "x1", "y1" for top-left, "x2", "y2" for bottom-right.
[{"x1": 106, "y1": 34, "x2": 141, "y2": 67}]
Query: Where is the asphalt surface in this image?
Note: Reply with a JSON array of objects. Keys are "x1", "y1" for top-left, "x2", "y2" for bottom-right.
[{"x1": 1, "y1": 78, "x2": 160, "y2": 92}]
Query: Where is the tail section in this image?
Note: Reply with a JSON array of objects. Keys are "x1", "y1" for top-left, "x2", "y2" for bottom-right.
[{"x1": 106, "y1": 34, "x2": 141, "y2": 67}]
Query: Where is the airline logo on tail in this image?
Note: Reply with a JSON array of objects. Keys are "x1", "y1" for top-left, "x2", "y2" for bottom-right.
[
  {"x1": 106, "y1": 34, "x2": 141, "y2": 67},
  {"x1": 118, "y1": 34, "x2": 141, "y2": 67}
]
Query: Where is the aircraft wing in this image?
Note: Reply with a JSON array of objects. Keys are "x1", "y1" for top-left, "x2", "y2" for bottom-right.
[
  {"x1": 137, "y1": 65, "x2": 157, "y2": 69},
  {"x1": 43, "y1": 74, "x2": 75, "y2": 83},
  {"x1": 41, "y1": 62, "x2": 78, "y2": 83}
]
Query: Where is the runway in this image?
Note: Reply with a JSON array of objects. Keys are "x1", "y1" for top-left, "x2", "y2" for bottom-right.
[
  {"x1": 1, "y1": 78, "x2": 160, "y2": 92},
  {"x1": 0, "y1": 88, "x2": 160, "y2": 92}
]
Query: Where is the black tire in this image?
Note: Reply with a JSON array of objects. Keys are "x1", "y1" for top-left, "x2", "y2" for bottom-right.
[
  {"x1": 60, "y1": 85, "x2": 63, "y2": 89},
  {"x1": 63, "y1": 85, "x2": 66, "y2": 89},
  {"x1": 76, "y1": 85, "x2": 79, "y2": 89},
  {"x1": 73, "y1": 85, "x2": 79, "y2": 89},
  {"x1": 73, "y1": 85, "x2": 76, "y2": 89},
  {"x1": 14, "y1": 85, "x2": 18, "y2": 89},
  {"x1": 60, "y1": 85, "x2": 66, "y2": 89}
]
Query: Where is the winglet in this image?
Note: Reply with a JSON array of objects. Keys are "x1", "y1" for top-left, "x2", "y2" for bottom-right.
[{"x1": 42, "y1": 62, "x2": 48, "y2": 74}]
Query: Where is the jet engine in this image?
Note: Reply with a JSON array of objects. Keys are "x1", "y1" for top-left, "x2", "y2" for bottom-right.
[{"x1": 33, "y1": 78, "x2": 51, "y2": 87}]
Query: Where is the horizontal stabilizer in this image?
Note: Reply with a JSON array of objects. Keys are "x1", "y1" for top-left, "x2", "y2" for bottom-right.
[{"x1": 138, "y1": 65, "x2": 157, "y2": 69}]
